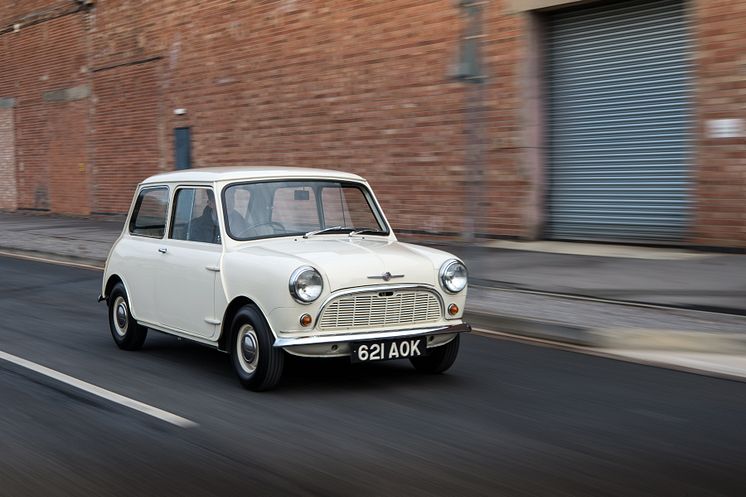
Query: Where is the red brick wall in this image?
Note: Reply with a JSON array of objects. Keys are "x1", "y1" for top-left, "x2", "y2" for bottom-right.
[
  {"x1": 0, "y1": 106, "x2": 17, "y2": 210},
  {"x1": 47, "y1": 98, "x2": 90, "y2": 214},
  {"x1": 86, "y1": 0, "x2": 473, "y2": 235},
  {"x1": 481, "y1": 3, "x2": 526, "y2": 238},
  {"x1": 0, "y1": 1, "x2": 73, "y2": 28},
  {"x1": 1, "y1": 0, "x2": 745, "y2": 247},
  {"x1": 0, "y1": 12, "x2": 90, "y2": 213},
  {"x1": 693, "y1": 0, "x2": 746, "y2": 248},
  {"x1": 92, "y1": 62, "x2": 160, "y2": 214}
]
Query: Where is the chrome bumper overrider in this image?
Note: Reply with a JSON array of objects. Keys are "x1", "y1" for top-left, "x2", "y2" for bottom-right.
[{"x1": 273, "y1": 322, "x2": 471, "y2": 348}]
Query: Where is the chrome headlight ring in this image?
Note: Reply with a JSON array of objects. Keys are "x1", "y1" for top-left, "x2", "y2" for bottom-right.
[
  {"x1": 439, "y1": 259, "x2": 468, "y2": 294},
  {"x1": 289, "y1": 266, "x2": 324, "y2": 304}
]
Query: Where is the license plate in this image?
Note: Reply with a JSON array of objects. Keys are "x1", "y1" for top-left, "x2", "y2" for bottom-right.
[{"x1": 351, "y1": 337, "x2": 428, "y2": 363}]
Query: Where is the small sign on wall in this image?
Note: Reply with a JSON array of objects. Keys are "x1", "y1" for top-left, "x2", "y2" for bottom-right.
[{"x1": 706, "y1": 119, "x2": 745, "y2": 139}]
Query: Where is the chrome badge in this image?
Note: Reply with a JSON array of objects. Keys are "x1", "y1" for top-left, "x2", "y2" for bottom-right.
[{"x1": 368, "y1": 271, "x2": 404, "y2": 282}]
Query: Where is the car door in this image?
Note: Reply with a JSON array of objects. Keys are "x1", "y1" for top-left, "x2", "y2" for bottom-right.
[
  {"x1": 156, "y1": 186, "x2": 222, "y2": 340},
  {"x1": 123, "y1": 185, "x2": 170, "y2": 325}
]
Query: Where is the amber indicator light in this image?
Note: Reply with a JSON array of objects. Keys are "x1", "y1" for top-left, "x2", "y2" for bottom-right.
[{"x1": 300, "y1": 314, "x2": 313, "y2": 327}]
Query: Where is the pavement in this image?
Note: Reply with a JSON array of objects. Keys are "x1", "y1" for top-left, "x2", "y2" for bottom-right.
[
  {"x1": 1, "y1": 210, "x2": 745, "y2": 378},
  {"x1": 1, "y1": 255, "x2": 745, "y2": 496}
]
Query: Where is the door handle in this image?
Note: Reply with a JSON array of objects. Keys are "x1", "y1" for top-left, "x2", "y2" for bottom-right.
[{"x1": 158, "y1": 248, "x2": 168, "y2": 254}]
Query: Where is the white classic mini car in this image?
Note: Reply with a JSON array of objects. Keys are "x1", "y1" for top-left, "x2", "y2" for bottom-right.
[{"x1": 100, "y1": 167, "x2": 470, "y2": 390}]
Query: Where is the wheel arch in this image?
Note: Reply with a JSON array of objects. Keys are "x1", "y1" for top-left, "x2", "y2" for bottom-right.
[
  {"x1": 103, "y1": 275, "x2": 142, "y2": 321},
  {"x1": 218, "y1": 296, "x2": 275, "y2": 352},
  {"x1": 104, "y1": 274, "x2": 124, "y2": 302}
]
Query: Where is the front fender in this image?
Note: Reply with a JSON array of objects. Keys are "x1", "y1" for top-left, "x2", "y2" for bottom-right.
[{"x1": 221, "y1": 250, "x2": 330, "y2": 338}]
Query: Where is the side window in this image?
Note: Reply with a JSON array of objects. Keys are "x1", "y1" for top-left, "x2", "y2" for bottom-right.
[
  {"x1": 170, "y1": 187, "x2": 220, "y2": 244},
  {"x1": 170, "y1": 189, "x2": 195, "y2": 241},
  {"x1": 129, "y1": 187, "x2": 169, "y2": 238}
]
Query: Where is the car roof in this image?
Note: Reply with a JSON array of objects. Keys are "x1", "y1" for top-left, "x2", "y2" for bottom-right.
[{"x1": 141, "y1": 166, "x2": 366, "y2": 185}]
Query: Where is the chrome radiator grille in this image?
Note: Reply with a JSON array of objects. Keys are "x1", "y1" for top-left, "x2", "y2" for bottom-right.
[{"x1": 318, "y1": 289, "x2": 442, "y2": 331}]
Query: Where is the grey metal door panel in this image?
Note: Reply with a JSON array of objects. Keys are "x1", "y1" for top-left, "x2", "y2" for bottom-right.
[{"x1": 546, "y1": 0, "x2": 693, "y2": 241}]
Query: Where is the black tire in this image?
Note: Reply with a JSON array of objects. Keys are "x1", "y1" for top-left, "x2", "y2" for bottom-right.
[
  {"x1": 107, "y1": 282, "x2": 148, "y2": 351},
  {"x1": 410, "y1": 334, "x2": 460, "y2": 374},
  {"x1": 230, "y1": 305, "x2": 284, "y2": 391}
]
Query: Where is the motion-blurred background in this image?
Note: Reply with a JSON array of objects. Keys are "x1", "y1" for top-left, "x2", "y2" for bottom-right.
[{"x1": 2, "y1": 0, "x2": 744, "y2": 248}]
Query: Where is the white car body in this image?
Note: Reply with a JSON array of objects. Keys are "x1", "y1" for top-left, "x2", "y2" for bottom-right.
[{"x1": 101, "y1": 167, "x2": 469, "y2": 389}]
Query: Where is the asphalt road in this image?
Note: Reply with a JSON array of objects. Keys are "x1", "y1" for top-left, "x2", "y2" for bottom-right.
[{"x1": 1, "y1": 255, "x2": 745, "y2": 497}]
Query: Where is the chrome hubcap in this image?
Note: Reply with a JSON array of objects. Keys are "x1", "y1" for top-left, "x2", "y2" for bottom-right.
[
  {"x1": 237, "y1": 324, "x2": 259, "y2": 374},
  {"x1": 242, "y1": 333, "x2": 257, "y2": 364},
  {"x1": 116, "y1": 303, "x2": 127, "y2": 328},
  {"x1": 112, "y1": 297, "x2": 128, "y2": 337}
]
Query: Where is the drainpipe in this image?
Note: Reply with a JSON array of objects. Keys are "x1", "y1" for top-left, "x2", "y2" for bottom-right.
[{"x1": 454, "y1": 0, "x2": 486, "y2": 243}]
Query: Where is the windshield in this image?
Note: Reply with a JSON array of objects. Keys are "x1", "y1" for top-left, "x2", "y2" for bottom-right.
[{"x1": 222, "y1": 180, "x2": 389, "y2": 241}]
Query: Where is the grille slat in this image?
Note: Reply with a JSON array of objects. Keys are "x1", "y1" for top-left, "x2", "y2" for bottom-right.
[{"x1": 318, "y1": 290, "x2": 442, "y2": 331}]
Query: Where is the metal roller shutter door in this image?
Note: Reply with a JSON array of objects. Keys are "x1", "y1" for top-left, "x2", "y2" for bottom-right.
[{"x1": 546, "y1": 0, "x2": 693, "y2": 242}]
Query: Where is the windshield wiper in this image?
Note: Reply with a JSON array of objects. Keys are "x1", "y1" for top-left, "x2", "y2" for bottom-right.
[
  {"x1": 303, "y1": 226, "x2": 354, "y2": 238},
  {"x1": 303, "y1": 226, "x2": 387, "y2": 238},
  {"x1": 349, "y1": 227, "x2": 386, "y2": 236}
]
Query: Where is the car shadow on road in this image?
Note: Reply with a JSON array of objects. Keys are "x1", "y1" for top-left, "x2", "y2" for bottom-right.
[
  {"x1": 140, "y1": 331, "x2": 467, "y2": 394},
  {"x1": 280, "y1": 354, "x2": 465, "y2": 392}
]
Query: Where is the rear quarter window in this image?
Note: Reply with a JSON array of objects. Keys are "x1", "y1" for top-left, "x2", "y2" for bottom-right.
[{"x1": 129, "y1": 187, "x2": 169, "y2": 238}]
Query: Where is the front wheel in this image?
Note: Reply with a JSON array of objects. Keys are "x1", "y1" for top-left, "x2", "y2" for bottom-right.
[
  {"x1": 107, "y1": 282, "x2": 148, "y2": 350},
  {"x1": 410, "y1": 335, "x2": 460, "y2": 374},
  {"x1": 230, "y1": 305, "x2": 284, "y2": 391}
]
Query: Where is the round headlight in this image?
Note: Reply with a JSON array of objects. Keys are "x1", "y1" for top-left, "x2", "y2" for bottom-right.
[
  {"x1": 439, "y1": 260, "x2": 467, "y2": 293},
  {"x1": 289, "y1": 266, "x2": 323, "y2": 303}
]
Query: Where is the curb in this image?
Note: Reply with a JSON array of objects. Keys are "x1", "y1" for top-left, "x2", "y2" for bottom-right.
[
  {"x1": 465, "y1": 311, "x2": 746, "y2": 355},
  {"x1": 469, "y1": 279, "x2": 746, "y2": 318},
  {"x1": 466, "y1": 311, "x2": 595, "y2": 346},
  {"x1": 589, "y1": 328, "x2": 746, "y2": 354}
]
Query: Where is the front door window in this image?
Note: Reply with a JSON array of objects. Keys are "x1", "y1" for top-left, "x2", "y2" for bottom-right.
[{"x1": 170, "y1": 188, "x2": 221, "y2": 244}]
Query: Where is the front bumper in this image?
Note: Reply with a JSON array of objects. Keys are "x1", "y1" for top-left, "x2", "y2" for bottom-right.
[{"x1": 274, "y1": 322, "x2": 470, "y2": 349}]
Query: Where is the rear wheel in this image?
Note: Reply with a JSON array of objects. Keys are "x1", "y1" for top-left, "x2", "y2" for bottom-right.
[
  {"x1": 410, "y1": 335, "x2": 460, "y2": 374},
  {"x1": 230, "y1": 305, "x2": 284, "y2": 391},
  {"x1": 107, "y1": 282, "x2": 148, "y2": 350}
]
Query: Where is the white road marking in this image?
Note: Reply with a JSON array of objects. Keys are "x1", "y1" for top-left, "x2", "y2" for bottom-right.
[
  {"x1": 0, "y1": 250, "x2": 104, "y2": 271},
  {"x1": 0, "y1": 350, "x2": 198, "y2": 428}
]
